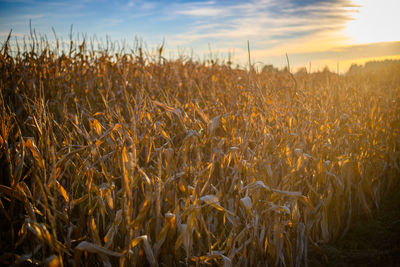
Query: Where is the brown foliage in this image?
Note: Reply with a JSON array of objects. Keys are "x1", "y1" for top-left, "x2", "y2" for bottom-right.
[{"x1": 0, "y1": 35, "x2": 399, "y2": 266}]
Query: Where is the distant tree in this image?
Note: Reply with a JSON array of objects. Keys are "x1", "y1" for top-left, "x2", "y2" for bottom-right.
[
  {"x1": 262, "y1": 64, "x2": 277, "y2": 73},
  {"x1": 348, "y1": 64, "x2": 362, "y2": 74},
  {"x1": 322, "y1": 66, "x2": 330, "y2": 73},
  {"x1": 295, "y1": 67, "x2": 307, "y2": 75}
]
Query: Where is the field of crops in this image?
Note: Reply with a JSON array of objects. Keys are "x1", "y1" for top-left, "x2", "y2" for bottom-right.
[{"x1": 1, "y1": 35, "x2": 399, "y2": 266}]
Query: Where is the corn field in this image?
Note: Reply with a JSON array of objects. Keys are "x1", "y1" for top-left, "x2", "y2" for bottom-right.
[{"x1": 0, "y1": 34, "x2": 399, "y2": 266}]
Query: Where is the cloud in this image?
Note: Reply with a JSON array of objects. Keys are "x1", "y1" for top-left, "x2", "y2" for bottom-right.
[
  {"x1": 2, "y1": 0, "x2": 396, "y2": 72},
  {"x1": 125, "y1": 0, "x2": 156, "y2": 10},
  {"x1": 0, "y1": 31, "x2": 24, "y2": 37},
  {"x1": 102, "y1": 18, "x2": 124, "y2": 26},
  {"x1": 155, "y1": 0, "x2": 367, "y2": 70},
  {"x1": 22, "y1": 14, "x2": 45, "y2": 20},
  {"x1": 166, "y1": 0, "x2": 355, "y2": 48},
  {"x1": 175, "y1": 7, "x2": 224, "y2": 17}
]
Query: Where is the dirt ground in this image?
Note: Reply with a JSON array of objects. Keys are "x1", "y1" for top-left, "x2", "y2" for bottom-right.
[{"x1": 309, "y1": 189, "x2": 400, "y2": 267}]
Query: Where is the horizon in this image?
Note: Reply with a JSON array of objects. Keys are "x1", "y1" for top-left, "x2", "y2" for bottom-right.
[{"x1": 1, "y1": 0, "x2": 399, "y2": 72}]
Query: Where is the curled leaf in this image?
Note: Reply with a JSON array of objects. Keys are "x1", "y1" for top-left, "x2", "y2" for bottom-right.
[{"x1": 74, "y1": 241, "x2": 123, "y2": 257}]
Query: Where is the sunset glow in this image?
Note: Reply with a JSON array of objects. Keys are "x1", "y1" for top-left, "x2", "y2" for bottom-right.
[
  {"x1": 346, "y1": 0, "x2": 400, "y2": 44},
  {"x1": 1, "y1": 0, "x2": 400, "y2": 266},
  {"x1": 0, "y1": 0, "x2": 399, "y2": 71}
]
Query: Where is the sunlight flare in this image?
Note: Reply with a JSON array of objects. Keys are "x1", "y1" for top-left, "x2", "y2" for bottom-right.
[{"x1": 346, "y1": 0, "x2": 400, "y2": 44}]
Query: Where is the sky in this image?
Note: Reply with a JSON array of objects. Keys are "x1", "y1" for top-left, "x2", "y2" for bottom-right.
[{"x1": 0, "y1": 0, "x2": 399, "y2": 71}]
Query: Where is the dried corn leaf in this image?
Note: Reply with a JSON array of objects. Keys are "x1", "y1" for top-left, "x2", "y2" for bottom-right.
[
  {"x1": 130, "y1": 235, "x2": 158, "y2": 267},
  {"x1": 45, "y1": 255, "x2": 62, "y2": 267},
  {"x1": 200, "y1": 194, "x2": 219, "y2": 205},
  {"x1": 24, "y1": 138, "x2": 45, "y2": 169},
  {"x1": 74, "y1": 241, "x2": 123, "y2": 257},
  {"x1": 55, "y1": 181, "x2": 69, "y2": 202},
  {"x1": 92, "y1": 119, "x2": 102, "y2": 135},
  {"x1": 240, "y1": 196, "x2": 253, "y2": 212}
]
